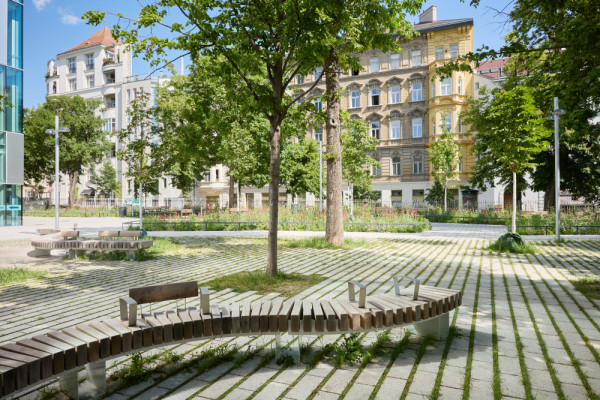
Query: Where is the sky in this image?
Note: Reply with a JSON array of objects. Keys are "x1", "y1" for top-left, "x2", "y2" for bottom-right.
[{"x1": 24, "y1": 0, "x2": 515, "y2": 109}]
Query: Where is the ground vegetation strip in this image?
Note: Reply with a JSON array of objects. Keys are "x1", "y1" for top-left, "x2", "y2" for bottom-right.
[{"x1": 0, "y1": 237, "x2": 598, "y2": 399}]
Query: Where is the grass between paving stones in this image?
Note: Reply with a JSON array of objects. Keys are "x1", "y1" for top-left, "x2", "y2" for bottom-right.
[
  {"x1": 367, "y1": 330, "x2": 412, "y2": 400},
  {"x1": 490, "y1": 252, "x2": 502, "y2": 399},
  {"x1": 399, "y1": 337, "x2": 432, "y2": 400},
  {"x1": 201, "y1": 270, "x2": 326, "y2": 297},
  {"x1": 569, "y1": 274, "x2": 600, "y2": 301},
  {"x1": 0, "y1": 267, "x2": 47, "y2": 286},
  {"x1": 514, "y1": 254, "x2": 599, "y2": 400},
  {"x1": 279, "y1": 237, "x2": 367, "y2": 250}
]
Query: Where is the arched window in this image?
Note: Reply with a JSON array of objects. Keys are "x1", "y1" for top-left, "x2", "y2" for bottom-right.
[{"x1": 392, "y1": 157, "x2": 401, "y2": 175}]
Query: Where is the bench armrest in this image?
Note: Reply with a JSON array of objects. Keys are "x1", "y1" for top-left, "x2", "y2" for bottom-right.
[
  {"x1": 348, "y1": 280, "x2": 366, "y2": 308},
  {"x1": 393, "y1": 276, "x2": 420, "y2": 300},
  {"x1": 200, "y1": 287, "x2": 210, "y2": 314},
  {"x1": 119, "y1": 296, "x2": 138, "y2": 327}
]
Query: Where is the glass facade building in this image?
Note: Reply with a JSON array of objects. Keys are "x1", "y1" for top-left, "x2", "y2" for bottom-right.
[{"x1": 0, "y1": 0, "x2": 23, "y2": 226}]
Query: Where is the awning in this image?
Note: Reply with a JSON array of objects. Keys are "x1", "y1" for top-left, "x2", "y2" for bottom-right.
[{"x1": 80, "y1": 189, "x2": 94, "y2": 196}]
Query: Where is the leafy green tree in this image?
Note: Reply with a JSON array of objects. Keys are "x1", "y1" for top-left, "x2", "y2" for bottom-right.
[
  {"x1": 425, "y1": 177, "x2": 455, "y2": 206},
  {"x1": 461, "y1": 86, "x2": 551, "y2": 232},
  {"x1": 91, "y1": 162, "x2": 121, "y2": 198},
  {"x1": 341, "y1": 116, "x2": 379, "y2": 200},
  {"x1": 86, "y1": 3, "x2": 338, "y2": 275},
  {"x1": 280, "y1": 136, "x2": 320, "y2": 201},
  {"x1": 428, "y1": 115, "x2": 460, "y2": 211},
  {"x1": 23, "y1": 96, "x2": 109, "y2": 207}
]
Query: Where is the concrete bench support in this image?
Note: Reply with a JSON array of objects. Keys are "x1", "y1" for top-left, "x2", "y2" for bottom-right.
[
  {"x1": 86, "y1": 360, "x2": 106, "y2": 395},
  {"x1": 413, "y1": 312, "x2": 449, "y2": 340},
  {"x1": 33, "y1": 248, "x2": 52, "y2": 257},
  {"x1": 58, "y1": 369, "x2": 78, "y2": 400}
]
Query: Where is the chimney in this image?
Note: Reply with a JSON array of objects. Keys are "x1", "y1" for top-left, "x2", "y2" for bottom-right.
[{"x1": 419, "y1": 5, "x2": 437, "y2": 24}]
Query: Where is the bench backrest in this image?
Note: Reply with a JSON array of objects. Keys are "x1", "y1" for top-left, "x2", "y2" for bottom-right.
[
  {"x1": 61, "y1": 230, "x2": 79, "y2": 239},
  {"x1": 128, "y1": 281, "x2": 198, "y2": 304},
  {"x1": 98, "y1": 230, "x2": 142, "y2": 238}
]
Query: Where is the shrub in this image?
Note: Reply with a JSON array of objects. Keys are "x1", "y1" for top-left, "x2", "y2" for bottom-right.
[{"x1": 489, "y1": 232, "x2": 535, "y2": 254}]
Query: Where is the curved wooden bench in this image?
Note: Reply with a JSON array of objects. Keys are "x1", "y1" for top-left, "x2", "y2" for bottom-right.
[
  {"x1": 31, "y1": 237, "x2": 153, "y2": 260},
  {"x1": 0, "y1": 278, "x2": 461, "y2": 399}
]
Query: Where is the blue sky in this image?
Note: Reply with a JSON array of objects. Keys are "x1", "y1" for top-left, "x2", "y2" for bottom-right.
[{"x1": 24, "y1": 0, "x2": 514, "y2": 109}]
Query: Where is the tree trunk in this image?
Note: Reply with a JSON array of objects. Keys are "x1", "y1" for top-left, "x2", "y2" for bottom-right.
[
  {"x1": 228, "y1": 176, "x2": 235, "y2": 208},
  {"x1": 324, "y1": 48, "x2": 344, "y2": 246},
  {"x1": 266, "y1": 118, "x2": 282, "y2": 276},
  {"x1": 68, "y1": 171, "x2": 79, "y2": 208},
  {"x1": 512, "y1": 171, "x2": 517, "y2": 233},
  {"x1": 544, "y1": 180, "x2": 555, "y2": 210}
]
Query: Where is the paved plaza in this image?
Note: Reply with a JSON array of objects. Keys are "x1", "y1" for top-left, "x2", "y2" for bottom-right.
[{"x1": 0, "y1": 217, "x2": 599, "y2": 399}]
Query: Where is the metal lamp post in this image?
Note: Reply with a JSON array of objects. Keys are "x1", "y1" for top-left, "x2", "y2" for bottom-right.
[
  {"x1": 549, "y1": 97, "x2": 565, "y2": 241},
  {"x1": 319, "y1": 140, "x2": 323, "y2": 210},
  {"x1": 45, "y1": 116, "x2": 70, "y2": 230}
]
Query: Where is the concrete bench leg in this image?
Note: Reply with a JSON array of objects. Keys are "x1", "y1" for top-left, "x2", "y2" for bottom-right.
[
  {"x1": 413, "y1": 313, "x2": 449, "y2": 340},
  {"x1": 86, "y1": 360, "x2": 106, "y2": 395},
  {"x1": 33, "y1": 248, "x2": 52, "y2": 257},
  {"x1": 69, "y1": 249, "x2": 78, "y2": 259},
  {"x1": 59, "y1": 369, "x2": 79, "y2": 400},
  {"x1": 126, "y1": 250, "x2": 135, "y2": 261},
  {"x1": 274, "y1": 333, "x2": 301, "y2": 364}
]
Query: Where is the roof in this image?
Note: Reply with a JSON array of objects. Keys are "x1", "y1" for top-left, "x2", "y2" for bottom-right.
[
  {"x1": 414, "y1": 18, "x2": 473, "y2": 34},
  {"x1": 59, "y1": 27, "x2": 122, "y2": 55},
  {"x1": 475, "y1": 58, "x2": 509, "y2": 78}
]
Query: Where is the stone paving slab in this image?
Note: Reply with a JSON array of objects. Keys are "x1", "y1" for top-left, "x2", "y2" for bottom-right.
[{"x1": 0, "y1": 232, "x2": 599, "y2": 400}]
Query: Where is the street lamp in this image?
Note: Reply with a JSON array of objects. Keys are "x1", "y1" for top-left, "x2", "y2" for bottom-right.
[
  {"x1": 549, "y1": 97, "x2": 565, "y2": 241},
  {"x1": 45, "y1": 115, "x2": 70, "y2": 230},
  {"x1": 319, "y1": 140, "x2": 324, "y2": 210}
]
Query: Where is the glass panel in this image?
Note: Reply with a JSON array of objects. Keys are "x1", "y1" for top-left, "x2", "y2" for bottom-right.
[
  {"x1": 5, "y1": 184, "x2": 21, "y2": 226},
  {"x1": 390, "y1": 54, "x2": 400, "y2": 70},
  {"x1": 6, "y1": 68, "x2": 22, "y2": 133},
  {"x1": 370, "y1": 57, "x2": 379, "y2": 73},
  {"x1": 0, "y1": 185, "x2": 4, "y2": 226},
  {"x1": 7, "y1": 1, "x2": 23, "y2": 69},
  {"x1": 0, "y1": 133, "x2": 4, "y2": 182}
]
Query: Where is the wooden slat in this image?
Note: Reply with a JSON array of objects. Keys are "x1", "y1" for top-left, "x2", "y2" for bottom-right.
[
  {"x1": 337, "y1": 299, "x2": 361, "y2": 330},
  {"x1": 0, "y1": 364, "x2": 16, "y2": 396},
  {"x1": 153, "y1": 312, "x2": 174, "y2": 342},
  {"x1": 32, "y1": 335, "x2": 76, "y2": 371},
  {"x1": 129, "y1": 281, "x2": 198, "y2": 304},
  {"x1": 250, "y1": 301, "x2": 261, "y2": 333},
  {"x1": 63, "y1": 327, "x2": 100, "y2": 362},
  {"x1": 76, "y1": 324, "x2": 111, "y2": 359},
  {"x1": 269, "y1": 299, "x2": 284, "y2": 333},
  {"x1": 278, "y1": 299, "x2": 294, "y2": 332},
  {"x1": 0, "y1": 359, "x2": 26, "y2": 391},
  {"x1": 113, "y1": 318, "x2": 147, "y2": 350},
  {"x1": 46, "y1": 331, "x2": 87, "y2": 366},
  {"x1": 379, "y1": 295, "x2": 421, "y2": 322},
  {"x1": 230, "y1": 303, "x2": 241, "y2": 334},
  {"x1": 345, "y1": 299, "x2": 373, "y2": 329},
  {"x1": 259, "y1": 301, "x2": 272, "y2": 332},
  {"x1": 1, "y1": 344, "x2": 52, "y2": 380},
  {"x1": 103, "y1": 319, "x2": 134, "y2": 352},
  {"x1": 201, "y1": 308, "x2": 213, "y2": 337},
  {"x1": 187, "y1": 307, "x2": 204, "y2": 338},
  {"x1": 240, "y1": 302, "x2": 251, "y2": 334},
  {"x1": 365, "y1": 300, "x2": 393, "y2": 327},
  {"x1": 141, "y1": 314, "x2": 164, "y2": 345},
  {"x1": 16, "y1": 339, "x2": 64, "y2": 375},
  {"x1": 221, "y1": 306, "x2": 232, "y2": 334},
  {"x1": 210, "y1": 305, "x2": 222, "y2": 335},
  {"x1": 302, "y1": 300, "x2": 312, "y2": 333},
  {"x1": 320, "y1": 300, "x2": 338, "y2": 332},
  {"x1": 370, "y1": 295, "x2": 405, "y2": 324},
  {"x1": 177, "y1": 308, "x2": 194, "y2": 339},
  {"x1": 290, "y1": 299, "x2": 303, "y2": 333},
  {"x1": 166, "y1": 310, "x2": 184, "y2": 341},
  {"x1": 313, "y1": 301, "x2": 325, "y2": 333},
  {"x1": 0, "y1": 349, "x2": 40, "y2": 385},
  {"x1": 328, "y1": 299, "x2": 349, "y2": 332},
  {"x1": 89, "y1": 321, "x2": 122, "y2": 355}
]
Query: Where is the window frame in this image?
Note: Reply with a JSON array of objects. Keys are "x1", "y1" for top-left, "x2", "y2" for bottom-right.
[
  {"x1": 350, "y1": 90, "x2": 360, "y2": 108},
  {"x1": 413, "y1": 156, "x2": 423, "y2": 174},
  {"x1": 314, "y1": 67, "x2": 322, "y2": 81},
  {"x1": 314, "y1": 126, "x2": 323, "y2": 142},
  {"x1": 370, "y1": 87, "x2": 380, "y2": 106},
  {"x1": 458, "y1": 78, "x2": 463, "y2": 95},
  {"x1": 435, "y1": 46, "x2": 444, "y2": 60},
  {"x1": 390, "y1": 120, "x2": 401, "y2": 139},
  {"x1": 370, "y1": 57, "x2": 380, "y2": 73},
  {"x1": 390, "y1": 53, "x2": 400, "y2": 70},
  {"x1": 370, "y1": 121, "x2": 381, "y2": 140},
  {"x1": 440, "y1": 77, "x2": 452, "y2": 95},
  {"x1": 412, "y1": 118, "x2": 422, "y2": 138},
  {"x1": 411, "y1": 50, "x2": 421, "y2": 67},
  {"x1": 449, "y1": 44, "x2": 459, "y2": 58},
  {"x1": 411, "y1": 82, "x2": 422, "y2": 101},
  {"x1": 392, "y1": 157, "x2": 402, "y2": 175},
  {"x1": 68, "y1": 57, "x2": 76, "y2": 74},
  {"x1": 389, "y1": 85, "x2": 401, "y2": 104}
]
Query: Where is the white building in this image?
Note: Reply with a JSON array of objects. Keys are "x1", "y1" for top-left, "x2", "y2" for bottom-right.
[{"x1": 46, "y1": 27, "x2": 181, "y2": 206}]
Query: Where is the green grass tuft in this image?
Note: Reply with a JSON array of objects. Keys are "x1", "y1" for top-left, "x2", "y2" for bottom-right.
[
  {"x1": 201, "y1": 270, "x2": 326, "y2": 297},
  {"x1": 279, "y1": 237, "x2": 367, "y2": 250},
  {"x1": 0, "y1": 268, "x2": 47, "y2": 286},
  {"x1": 570, "y1": 274, "x2": 600, "y2": 300}
]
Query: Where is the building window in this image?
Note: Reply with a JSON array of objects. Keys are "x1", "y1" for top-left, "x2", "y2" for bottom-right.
[
  {"x1": 52, "y1": 82, "x2": 57, "y2": 94},
  {"x1": 458, "y1": 118, "x2": 463, "y2": 134},
  {"x1": 390, "y1": 54, "x2": 400, "y2": 70},
  {"x1": 372, "y1": 163, "x2": 381, "y2": 176},
  {"x1": 87, "y1": 75, "x2": 95, "y2": 88},
  {"x1": 314, "y1": 126, "x2": 323, "y2": 142},
  {"x1": 351, "y1": 68, "x2": 360, "y2": 76},
  {"x1": 68, "y1": 58, "x2": 76, "y2": 74},
  {"x1": 104, "y1": 118, "x2": 116, "y2": 132},
  {"x1": 86, "y1": 54, "x2": 94, "y2": 70},
  {"x1": 314, "y1": 67, "x2": 322, "y2": 81},
  {"x1": 475, "y1": 82, "x2": 480, "y2": 91},
  {"x1": 390, "y1": 120, "x2": 401, "y2": 139},
  {"x1": 370, "y1": 57, "x2": 380, "y2": 73},
  {"x1": 215, "y1": 169, "x2": 220, "y2": 182},
  {"x1": 432, "y1": 118, "x2": 436, "y2": 135},
  {"x1": 449, "y1": 44, "x2": 459, "y2": 58},
  {"x1": 370, "y1": 121, "x2": 380, "y2": 139},
  {"x1": 163, "y1": 178, "x2": 168, "y2": 188},
  {"x1": 392, "y1": 157, "x2": 401, "y2": 175},
  {"x1": 440, "y1": 77, "x2": 452, "y2": 95},
  {"x1": 69, "y1": 79, "x2": 76, "y2": 92},
  {"x1": 390, "y1": 86, "x2": 400, "y2": 104},
  {"x1": 7, "y1": 1, "x2": 22, "y2": 69},
  {"x1": 297, "y1": 74, "x2": 304, "y2": 84},
  {"x1": 413, "y1": 156, "x2": 423, "y2": 174},
  {"x1": 370, "y1": 88, "x2": 380, "y2": 106},
  {"x1": 314, "y1": 97, "x2": 322, "y2": 111},
  {"x1": 411, "y1": 82, "x2": 422, "y2": 101},
  {"x1": 459, "y1": 156, "x2": 463, "y2": 172},
  {"x1": 443, "y1": 113, "x2": 452, "y2": 131},
  {"x1": 128, "y1": 180, "x2": 132, "y2": 191},
  {"x1": 435, "y1": 46, "x2": 444, "y2": 60},
  {"x1": 412, "y1": 118, "x2": 422, "y2": 138},
  {"x1": 411, "y1": 50, "x2": 421, "y2": 67},
  {"x1": 6, "y1": 68, "x2": 22, "y2": 133},
  {"x1": 458, "y1": 78, "x2": 463, "y2": 95},
  {"x1": 106, "y1": 96, "x2": 116, "y2": 108},
  {"x1": 350, "y1": 91, "x2": 360, "y2": 108},
  {"x1": 431, "y1": 80, "x2": 436, "y2": 98},
  {"x1": 108, "y1": 143, "x2": 116, "y2": 158}
]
